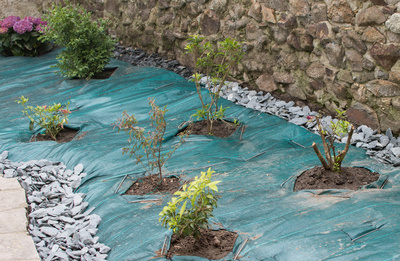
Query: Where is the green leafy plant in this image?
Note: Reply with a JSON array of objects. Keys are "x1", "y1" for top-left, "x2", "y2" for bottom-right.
[
  {"x1": 311, "y1": 109, "x2": 354, "y2": 172},
  {"x1": 39, "y1": 1, "x2": 116, "y2": 79},
  {"x1": 159, "y1": 168, "x2": 221, "y2": 240},
  {"x1": 0, "y1": 15, "x2": 52, "y2": 57},
  {"x1": 114, "y1": 98, "x2": 187, "y2": 180},
  {"x1": 185, "y1": 35, "x2": 244, "y2": 134},
  {"x1": 16, "y1": 96, "x2": 71, "y2": 141}
]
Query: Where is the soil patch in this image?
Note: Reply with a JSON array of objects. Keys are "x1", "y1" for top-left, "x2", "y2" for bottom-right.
[
  {"x1": 184, "y1": 120, "x2": 238, "y2": 138},
  {"x1": 166, "y1": 229, "x2": 238, "y2": 260},
  {"x1": 294, "y1": 166, "x2": 380, "y2": 191},
  {"x1": 125, "y1": 174, "x2": 185, "y2": 195},
  {"x1": 30, "y1": 128, "x2": 79, "y2": 143}
]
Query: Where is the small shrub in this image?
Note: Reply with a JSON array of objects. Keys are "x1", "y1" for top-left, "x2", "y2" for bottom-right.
[
  {"x1": 39, "y1": 1, "x2": 116, "y2": 79},
  {"x1": 114, "y1": 98, "x2": 187, "y2": 180},
  {"x1": 0, "y1": 15, "x2": 52, "y2": 56},
  {"x1": 311, "y1": 109, "x2": 354, "y2": 172},
  {"x1": 16, "y1": 96, "x2": 71, "y2": 141},
  {"x1": 159, "y1": 168, "x2": 221, "y2": 240},
  {"x1": 185, "y1": 35, "x2": 244, "y2": 134}
]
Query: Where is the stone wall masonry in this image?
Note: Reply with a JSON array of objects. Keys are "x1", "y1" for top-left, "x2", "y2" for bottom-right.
[{"x1": 3, "y1": 0, "x2": 400, "y2": 133}]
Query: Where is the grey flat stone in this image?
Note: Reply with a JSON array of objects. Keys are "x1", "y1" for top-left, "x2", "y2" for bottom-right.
[{"x1": 289, "y1": 117, "x2": 308, "y2": 126}]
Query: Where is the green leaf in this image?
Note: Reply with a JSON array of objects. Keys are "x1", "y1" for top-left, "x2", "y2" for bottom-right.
[{"x1": 179, "y1": 200, "x2": 187, "y2": 218}]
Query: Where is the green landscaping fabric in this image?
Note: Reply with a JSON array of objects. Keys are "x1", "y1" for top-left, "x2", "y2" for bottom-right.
[{"x1": 1, "y1": 50, "x2": 400, "y2": 261}]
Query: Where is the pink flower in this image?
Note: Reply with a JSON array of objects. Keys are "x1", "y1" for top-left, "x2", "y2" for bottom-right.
[
  {"x1": 60, "y1": 109, "x2": 71, "y2": 115},
  {"x1": 0, "y1": 27, "x2": 8, "y2": 34},
  {"x1": 1, "y1": 16, "x2": 20, "y2": 28},
  {"x1": 42, "y1": 105, "x2": 47, "y2": 109},
  {"x1": 13, "y1": 19, "x2": 33, "y2": 34},
  {"x1": 307, "y1": 116, "x2": 313, "y2": 120}
]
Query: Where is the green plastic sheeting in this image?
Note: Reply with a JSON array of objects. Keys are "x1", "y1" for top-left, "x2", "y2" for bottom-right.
[{"x1": 1, "y1": 50, "x2": 400, "y2": 261}]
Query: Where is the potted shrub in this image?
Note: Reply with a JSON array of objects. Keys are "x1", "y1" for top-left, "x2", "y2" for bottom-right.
[
  {"x1": 184, "y1": 35, "x2": 244, "y2": 137},
  {"x1": 15, "y1": 96, "x2": 75, "y2": 142},
  {"x1": 114, "y1": 98, "x2": 187, "y2": 195},
  {"x1": 0, "y1": 15, "x2": 52, "y2": 56},
  {"x1": 294, "y1": 110, "x2": 380, "y2": 191},
  {"x1": 39, "y1": 1, "x2": 116, "y2": 80},
  {"x1": 159, "y1": 168, "x2": 237, "y2": 259}
]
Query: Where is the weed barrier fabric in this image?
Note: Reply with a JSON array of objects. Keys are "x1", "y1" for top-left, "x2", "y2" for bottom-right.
[{"x1": 1, "y1": 50, "x2": 400, "y2": 260}]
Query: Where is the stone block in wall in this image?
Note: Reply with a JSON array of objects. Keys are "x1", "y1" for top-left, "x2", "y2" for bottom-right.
[
  {"x1": 201, "y1": 9, "x2": 220, "y2": 36},
  {"x1": 356, "y1": 6, "x2": 386, "y2": 26},
  {"x1": 347, "y1": 102, "x2": 380, "y2": 130},
  {"x1": 261, "y1": 5, "x2": 276, "y2": 24},
  {"x1": 210, "y1": 0, "x2": 227, "y2": 14},
  {"x1": 273, "y1": 71, "x2": 295, "y2": 84},
  {"x1": 337, "y1": 70, "x2": 353, "y2": 83},
  {"x1": 287, "y1": 84, "x2": 307, "y2": 100},
  {"x1": 256, "y1": 73, "x2": 278, "y2": 93},
  {"x1": 385, "y1": 13, "x2": 400, "y2": 34},
  {"x1": 350, "y1": 83, "x2": 367, "y2": 103},
  {"x1": 371, "y1": 0, "x2": 388, "y2": 5},
  {"x1": 262, "y1": 0, "x2": 289, "y2": 12},
  {"x1": 289, "y1": 0, "x2": 310, "y2": 17},
  {"x1": 287, "y1": 29, "x2": 314, "y2": 52},
  {"x1": 379, "y1": 112, "x2": 400, "y2": 134},
  {"x1": 362, "y1": 27, "x2": 386, "y2": 43},
  {"x1": 370, "y1": 43, "x2": 400, "y2": 71},
  {"x1": 246, "y1": 23, "x2": 263, "y2": 41},
  {"x1": 316, "y1": 21, "x2": 335, "y2": 44},
  {"x1": 104, "y1": 0, "x2": 119, "y2": 15},
  {"x1": 248, "y1": 2, "x2": 262, "y2": 22},
  {"x1": 325, "y1": 42, "x2": 346, "y2": 68},
  {"x1": 277, "y1": 13, "x2": 297, "y2": 30},
  {"x1": 341, "y1": 30, "x2": 367, "y2": 54},
  {"x1": 345, "y1": 49, "x2": 363, "y2": 72},
  {"x1": 389, "y1": 61, "x2": 400, "y2": 84},
  {"x1": 271, "y1": 25, "x2": 289, "y2": 44},
  {"x1": 362, "y1": 58, "x2": 376, "y2": 71},
  {"x1": 311, "y1": 3, "x2": 327, "y2": 22},
  {"x1": 366, "y1": 79, "x2": 400, "y2": 97},
  {"x1": 306, "y1": 62, "x2": 325, "y2": 79},
  {"x1": 327, "y1": 0, "x2": 355, "y2": 24}
]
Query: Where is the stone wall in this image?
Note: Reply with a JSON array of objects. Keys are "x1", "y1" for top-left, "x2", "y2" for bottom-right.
[{"x1": 3, "y1": 0, "x2": 400, "y2": 133}]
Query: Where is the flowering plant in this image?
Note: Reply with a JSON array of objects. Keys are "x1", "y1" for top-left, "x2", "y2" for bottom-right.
[
  {"x1": 0, "y1": 15, "x2": 52, "y2": 56},
  {"x1": 16, "y1": 96, "x2": 71, "y2": 141}
]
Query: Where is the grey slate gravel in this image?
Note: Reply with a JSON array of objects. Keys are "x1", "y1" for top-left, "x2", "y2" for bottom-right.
[{"x1": 0, "y1": 152, "x2": 111, "y2": 260}]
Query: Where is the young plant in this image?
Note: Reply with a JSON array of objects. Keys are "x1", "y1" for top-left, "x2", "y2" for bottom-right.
[
  {"x1": 311, "y1": 110, "x2": 355, "y2": 172},
  {"x1": 15, "y1": 96, "x2": 71, "y2": 141},
  {"x1": 185, "y1": 35, "x2": 244, "y2": 134},
  {"x1": 0, "y1": 15, "x2": 52, "y2": 56},
  {"x1": 159, "y1": 168, "x2": 221, "y2": 240},
  {"x1": 39, "y1": 1, "x2": 116, "y2": 79},
  {"x1": 114, "y1": 98, "x2": 187, "y2": 180}
]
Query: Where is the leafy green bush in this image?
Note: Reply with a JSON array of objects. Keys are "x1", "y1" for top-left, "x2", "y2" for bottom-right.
[
  {"x1": 185, "y1": 35, "x2": 244, "y2": 134},
  {"x1": 40, "y1": 1, "x2": 115, "y2": 79},
  {"x1": 311, "y1": 109, "x2": 354, "y2": 172},
  {"x1": 159, "y1": 168, "x2": 221, "y2": 239},
  {"x1": 0, "y1": 16, "x2": 52, "y2": 57},
  {"x1": 16, "y1": 96, "x2": 71, "y2": 141},
  {"x1": 114, "y1": 98, "x2": 187, "y2": 180}
]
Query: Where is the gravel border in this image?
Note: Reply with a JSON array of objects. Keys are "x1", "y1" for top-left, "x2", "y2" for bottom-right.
[
  {"x1": 0, "y1": 151, "x2": 111, "y2": 261},
  {"x1": 113, "y1": 44, "x2": 400, "y2": 168}
]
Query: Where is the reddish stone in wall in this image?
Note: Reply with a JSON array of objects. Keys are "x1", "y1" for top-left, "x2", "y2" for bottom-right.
[
  {"x1": 201, "y1": 9, "x2": 220, "y2": 36},
  {"x1": 370, "y1": 43, "x2": 400, "y2": 71},
  {"x1": 347, "y1": 102, "x2": 380, "y2": 130}
]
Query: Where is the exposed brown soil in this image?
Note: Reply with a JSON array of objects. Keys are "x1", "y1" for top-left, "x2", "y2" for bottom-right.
[
  {"x1": 166, "y1": 229, "x2": 238, "y2": 260},
  {"x1": 184, "y1": 120, "x2": 238, "y2": 138},
  {"x1": 294, "y1": 166, "x2": 380, "y2": 191},
  {"x1": 124, "y1": 174, "x2": 185, "y2": 195},
  {"x1": 30, "y1": 128, "x2": 79, "y2": 143}
]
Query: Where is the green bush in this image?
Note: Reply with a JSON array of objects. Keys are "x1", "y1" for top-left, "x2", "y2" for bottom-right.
[
  {"x1": 40, "y1": 1, "x2": 115, "y2": 79},
  {"x1": 159, "y1": 168, "x2": 221, "y2": 239}
]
